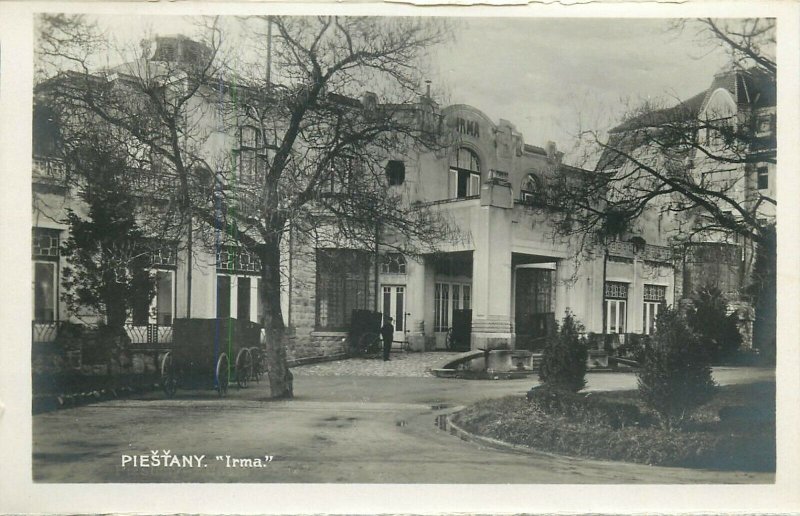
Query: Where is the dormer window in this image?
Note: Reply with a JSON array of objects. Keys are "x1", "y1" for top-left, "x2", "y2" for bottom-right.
[{"x1": 449, "y1": 147, "x2": 480, "y2": 199}]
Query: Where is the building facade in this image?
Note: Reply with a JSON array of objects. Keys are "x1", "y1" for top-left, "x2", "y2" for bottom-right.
[{"x1": 32, "y1": 36, "x2": 681, "y2": 362}]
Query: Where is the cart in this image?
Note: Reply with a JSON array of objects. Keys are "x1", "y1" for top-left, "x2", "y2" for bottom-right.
[
  {"x1": 160, "y1": 318, "x2": 263, "y2": 398},
  {"x1": 348, "y1": 309, "x2": 383, "y2": 356}
]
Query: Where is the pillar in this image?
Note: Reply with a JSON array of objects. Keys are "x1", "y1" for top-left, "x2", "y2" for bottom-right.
[
  {"x1": 406, "y1": 256, "x2": 430, "y2": 351},
  {"x1": 471, "y1": 181, "x2": 514, "y2": 350}
]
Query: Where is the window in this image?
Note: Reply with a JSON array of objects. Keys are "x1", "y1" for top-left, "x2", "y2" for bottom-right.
[
  {"x1": 604, "y1": 281, "x2": 628, "y2": 334},
  {"x1": 756, "y1": 114, "x2": 774, "y2": 137},
  {"x1": 380, "y1": 253, "x2": 406, "y2": 274},
  {"x1": 217, "y1": 275, "x2": 232, "y2": 319},
  {"x1": 237, "y1": 125, "x2": 263, "y2": 183},
  {"x1": 321, "y1": 156, "x2": 356, "y2": 195},
  {"x1": 237, "y1": 277, "x2": 251, "y2": 321},
  {"x1": 216, "y1": 274, "x2": 258, "y2": 321},
  {"x1": 32, "y1": 228, "x2": 60, "y2": 259},
  {"x1": 239, "y1": 149, "x2": 260, "y2": 183},
  {"x1": 757, "y1": 166, "x2": 769, "y2": 190},
  {"x1": 154, "y1": 270, "x2": 174, "y2": 326},
  {"x1": 32, "y1": 228, "x2": 60, "y2": 322},
  {"x1": 434, "y1": 281, "x2": 471, "y2": 332},
  {"x1": 520, "y1": 173, "x2": 547, "y2": 205},
  {"x1": 33, "y1": 262, "x2": 56, "y2": 322},
  {"x1": 315, "y1": 249, "x2": 370, "y2": 330},
  {"x1": 240, "y1": 126, "x2": 260, "y2": 149},
  {"x1": 449, "y1": 147, "x2": 481, "y2": 199},
  {"x1": 385, "y1": 160, "x2": 405, "y2": 186},
  {"x1": 643, "y1": 284, "x2": 666, "y2": 335}
]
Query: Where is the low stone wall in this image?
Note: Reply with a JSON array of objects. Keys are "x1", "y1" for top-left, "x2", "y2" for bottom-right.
[{"x1": 286, "y1": 330, "x2": 349, "y2": 363}]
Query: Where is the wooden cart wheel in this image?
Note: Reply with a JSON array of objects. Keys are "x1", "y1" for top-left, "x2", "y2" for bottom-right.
[
  {"x1": 359, "y1": 332, "x2": 380, "y2": 356},
  {"x1": 250, "y1": 347, "x2": 263, "y2": 383},
  {"x1": 236, "y1": 348, "x2": 253, "y2": 389},
  {"x1": 215, "y1": 352, "x2": 229, "y2": 397},
  {"x1": 161, "y1": 351, "x2": 178, "y2": 398}
]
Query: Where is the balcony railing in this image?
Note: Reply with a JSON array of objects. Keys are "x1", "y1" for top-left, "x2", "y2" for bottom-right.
[
  {"x1": 32, "y1": 321, "x2": 63, "y2": 343},
  {"x1": 31, "y1": 321, "x2": 173, "y2": 345},
  {"x1": 129, "y1": 171, "x2": 178, "y2": 195},
  {"x1": 416, "y1": 195, "x2": 481, "y2": 207},
  {"x1": 32, "y1": 157, "x2": 67, "y2": 183},
  {"x1": 607, "y1": 241, "x2": 635, "y2": 258},
  {"x1": 124, "y1": 324, "x2": 173, "y2": 345},
  {"x1": 607, "y1": 241, "x2": 673, "y2": 262},
  {"x1": 643, "y1": 244, "x2": 672, "y2": 263}
]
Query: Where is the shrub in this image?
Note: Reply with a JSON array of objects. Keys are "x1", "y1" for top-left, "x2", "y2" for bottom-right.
[
  {"x1": 528, "y1": 386, "x2": 646, "y2": 429},
  {"x1": 637, "y1": 308, "x2": 716, "y2": 429},
  {"x1": 538, "y1": 311, "x2": 588, "y2": 392},
  {"x1": 616, "y1": 333, "x2": 647, "y2": 361},
  {"x1": 688, "y1": 285, "x2": 742, "y2": 362}
]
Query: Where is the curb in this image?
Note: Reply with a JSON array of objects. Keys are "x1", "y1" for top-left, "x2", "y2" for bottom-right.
[{"x1": 444, "y1": 411, "x2": 551, "y2": 457}]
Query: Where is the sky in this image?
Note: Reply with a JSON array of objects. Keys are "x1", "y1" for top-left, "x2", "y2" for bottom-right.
[
  {"x1": 81, "y1": 15, "x2": 732, "y2": 165},
  {"x1": 431, "y1": 17, "x2": 731, "y2": 158}
]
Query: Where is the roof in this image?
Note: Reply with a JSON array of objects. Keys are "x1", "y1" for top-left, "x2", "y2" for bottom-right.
[
  {"x1": 609, "y1": 67, "x2": 776, "y2": 135},
  {"x1": 598, "y1": 67, "x2": 776, "y2": 171}
]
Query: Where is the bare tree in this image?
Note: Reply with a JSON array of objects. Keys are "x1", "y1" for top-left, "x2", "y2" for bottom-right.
[
  {"x1": 548, "y1": 17, "x2": 776, "y2": 349},
  {"x1": 35, "y1": 14, "x2": 456, "y2": 398}
]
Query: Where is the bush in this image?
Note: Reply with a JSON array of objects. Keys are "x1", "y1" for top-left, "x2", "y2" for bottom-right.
[
  {"x1": 616, "y1": 333, "x2": 648, "y2": 361},
  {"x1": 538, "y1": 311, "x2": 588, "y2": 392},
  {"x1": 688, "y1": 285, "x2": 742, "y2": 362},
  {"x1": 528, "y1": 386, "x2": 646, "y2": 429},
  {"x1": 637, "y1": 308, "x2": 716, "y2": 429}
]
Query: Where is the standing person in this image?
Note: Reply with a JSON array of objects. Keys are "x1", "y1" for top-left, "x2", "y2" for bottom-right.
[{"x1": 381, "y1": 317, "x2": 394, "y2": 361}]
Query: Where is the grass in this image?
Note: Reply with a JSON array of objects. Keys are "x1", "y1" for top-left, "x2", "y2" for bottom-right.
[{"x1": 451, "y1": 381, "x2": 775, "y2": 471}]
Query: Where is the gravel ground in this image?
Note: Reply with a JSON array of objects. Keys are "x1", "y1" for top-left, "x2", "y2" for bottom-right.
[{"x1": 292, "y1": 351, "x2": 456, "y2": 377}]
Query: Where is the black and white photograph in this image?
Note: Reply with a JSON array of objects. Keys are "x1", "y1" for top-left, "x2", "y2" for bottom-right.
[{"x1": 2, "y1": 0, "x2": 800, "y2": 513}]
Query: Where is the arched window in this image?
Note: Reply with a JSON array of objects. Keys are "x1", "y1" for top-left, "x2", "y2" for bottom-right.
[
  {"x1": 380, "y1": 253, "x2": 406, "y2": 274},
  {"x1": 449, "y1": 147, "x2": 481, "y2": 199},
  {"x1": 520, "y1": 173, "x2": 542, "y2": 204}
]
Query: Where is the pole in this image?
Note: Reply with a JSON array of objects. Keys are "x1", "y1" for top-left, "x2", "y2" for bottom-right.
[{"x1": 266, "y1": 16, "x2": 273, "y2": 91}]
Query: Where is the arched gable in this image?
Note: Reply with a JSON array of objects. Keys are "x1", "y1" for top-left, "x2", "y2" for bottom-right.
[{"x1": 701, "y1": 88, "x2": 737, "y2": 120}]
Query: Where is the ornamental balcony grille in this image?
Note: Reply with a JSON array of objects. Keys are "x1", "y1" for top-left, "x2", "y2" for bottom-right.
[
  {"x1": 643, "y1": 284, "x2": 667, "y2": 301},
  {"x1": 604, "y1": 281, "x2": 628, "y2": 299},
  {"x1": 216, "y1": 246, "x2": 262, "y2": 274}
]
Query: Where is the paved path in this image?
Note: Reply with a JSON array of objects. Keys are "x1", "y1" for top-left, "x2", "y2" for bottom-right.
[
  {"x1": 293, "y1": 351, "x2": 454, "y2": 377},
  {"x1": 31, "y1": 358, "x2": 775, "y2": 483}
]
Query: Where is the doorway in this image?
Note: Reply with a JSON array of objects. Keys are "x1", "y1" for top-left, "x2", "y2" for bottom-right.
[{"x1": 381, "y1": 285, "x2": 407, "y2": 343}]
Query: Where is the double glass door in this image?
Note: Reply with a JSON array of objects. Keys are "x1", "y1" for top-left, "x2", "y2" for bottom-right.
[{"x1": 381, "y1": 285, "x2": 406, "y2": 342}]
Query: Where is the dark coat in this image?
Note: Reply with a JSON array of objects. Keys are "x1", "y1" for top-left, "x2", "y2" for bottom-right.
[{"x1": 381, "y1": 322, "x2": 394, "y2": 341}]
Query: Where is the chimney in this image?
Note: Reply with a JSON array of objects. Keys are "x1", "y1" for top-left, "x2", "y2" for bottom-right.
[
  {"x1": 546, "y1": 141, "x2": 557, "y2": 159},
  {"x1": 361, "y1": 91, "x2": 378, "y2": 111}
]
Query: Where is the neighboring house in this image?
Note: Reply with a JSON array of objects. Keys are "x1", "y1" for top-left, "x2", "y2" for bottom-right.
[
  {"x1": 32, "y1": 35, "x2": 681, "y2": 362},
  {"x1": 597, "y1": 67, "x2": 776, "y2": 348}
]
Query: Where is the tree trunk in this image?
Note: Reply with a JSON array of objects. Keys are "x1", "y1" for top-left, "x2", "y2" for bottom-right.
[{"x1": 259, "y1": 236, "x2": 293, "y2": 398}]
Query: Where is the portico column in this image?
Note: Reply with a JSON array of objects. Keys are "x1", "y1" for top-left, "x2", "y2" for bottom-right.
[
  {"x1": 405, "y1": 256, "x2": 429, "y2": 351},
  {"x1": 471, "y1": 183, "x2": 514, "y2": 350}
]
